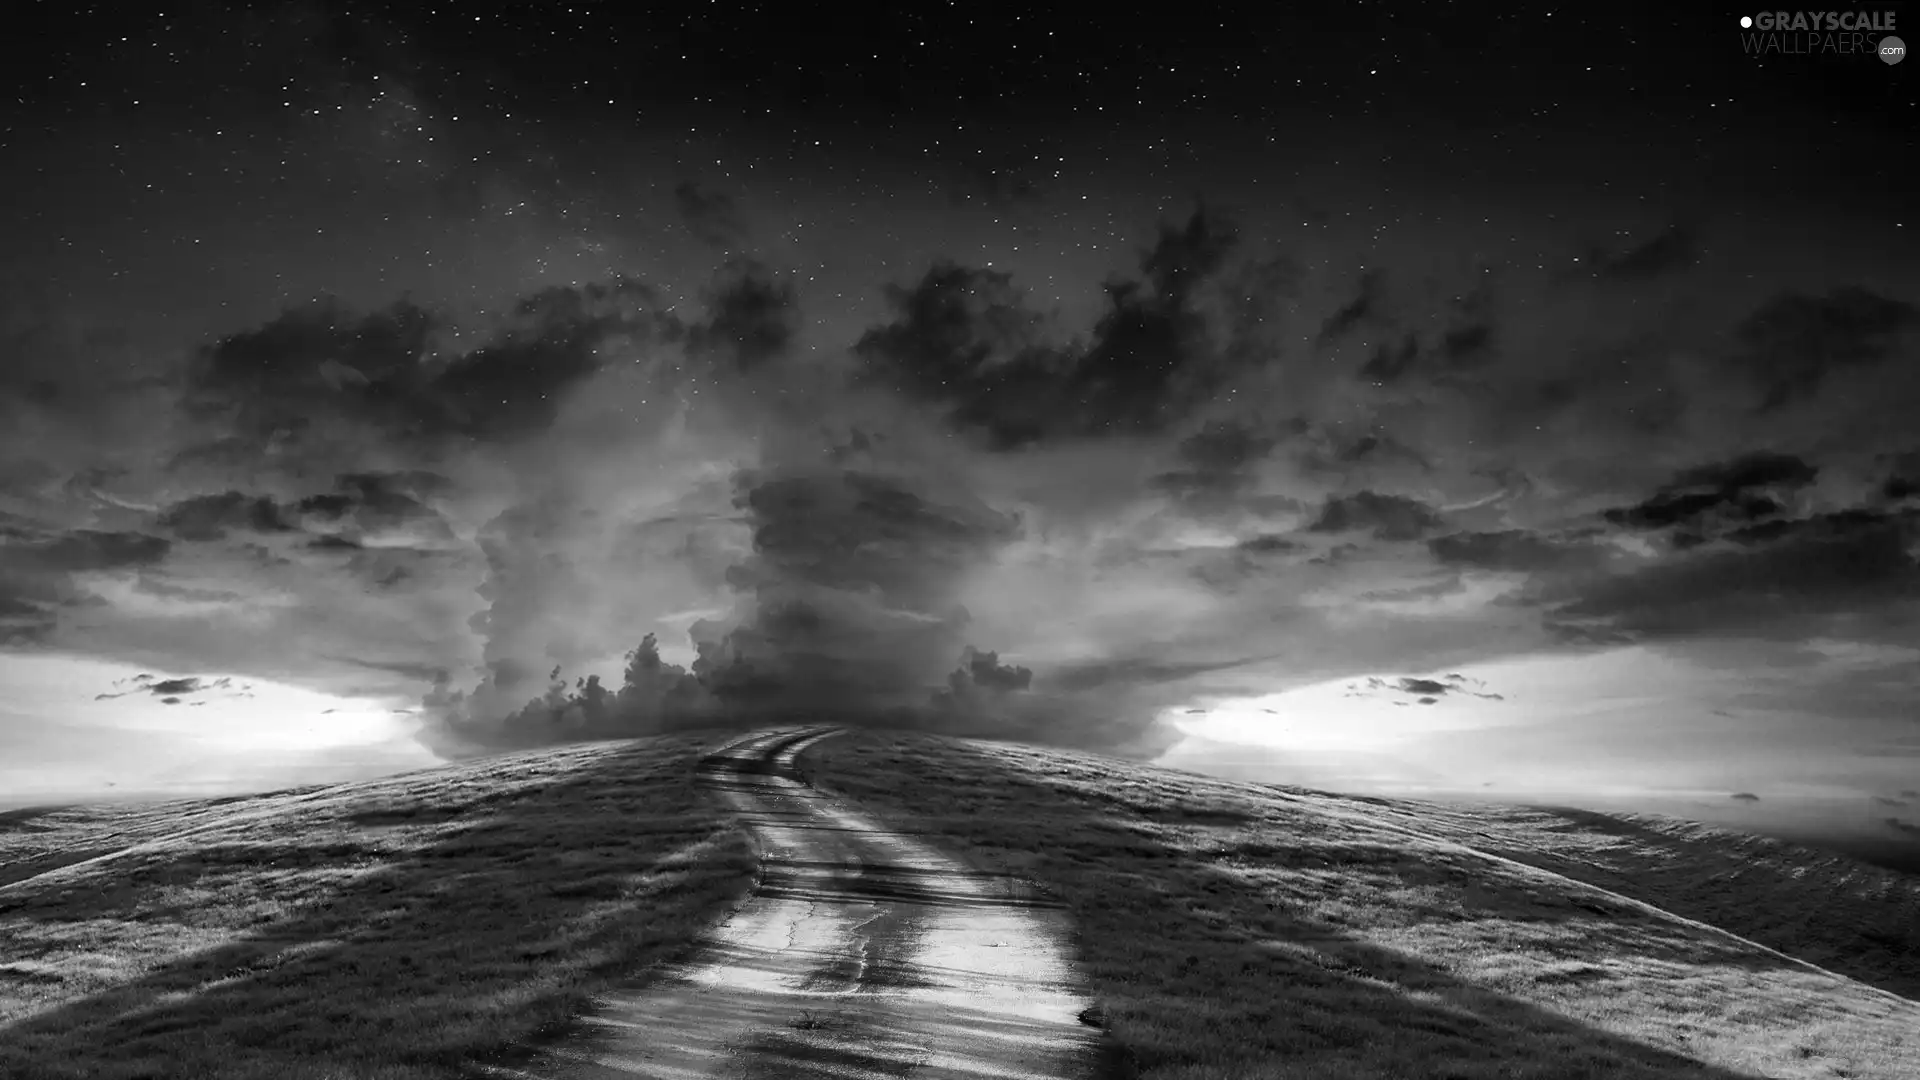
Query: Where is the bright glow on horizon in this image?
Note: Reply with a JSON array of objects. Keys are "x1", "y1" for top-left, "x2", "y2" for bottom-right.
[
  {"x1": 1168, "y1": 671, "x2": 1517, "y2": 753},
  {"x1": 1154, "y1": 644, "x2": 1918, "y2": 810},
  {"x1": 0, "y1": 652, "x2": 438, "y2": 801}
]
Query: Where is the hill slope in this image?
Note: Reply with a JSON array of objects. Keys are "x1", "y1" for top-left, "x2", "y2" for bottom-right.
[
  {"x1": 6, "y1": 726, "x2": 1916, "y2": 1080},
  {"x1": 0, "y1": 729, "x2": 760, "y2": 1080},
  {"x1": 797, "y1": 730, "x2": 1920, "y2": 1080}
]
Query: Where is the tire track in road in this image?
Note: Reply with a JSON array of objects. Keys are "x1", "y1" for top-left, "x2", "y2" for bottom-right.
[{"x1": 477, "y1": 725, "x2": 1102, "y2": 1079}]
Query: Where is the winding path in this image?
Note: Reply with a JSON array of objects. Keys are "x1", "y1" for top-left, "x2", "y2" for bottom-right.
[{"x1": 478, "y1": 726, "x2": 1102, "y2": 1079}]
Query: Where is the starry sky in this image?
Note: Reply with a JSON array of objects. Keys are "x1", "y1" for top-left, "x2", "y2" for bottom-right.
[{"x1": 1, "y1": 2, "x2": 1917, "y2": 861}]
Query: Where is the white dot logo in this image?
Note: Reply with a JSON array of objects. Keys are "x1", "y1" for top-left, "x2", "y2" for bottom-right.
[
  {"x1": 1883, "y1": 36, "x2": 1908, "y2": 64},
  {"x1": 1740, "y1": 15, "x2": 1753, "y2": 28}
]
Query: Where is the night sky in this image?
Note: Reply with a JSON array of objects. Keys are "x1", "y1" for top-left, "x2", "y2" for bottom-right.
[{"x1": 2, "y1": 2, "x2": 1916, "y2": 860}]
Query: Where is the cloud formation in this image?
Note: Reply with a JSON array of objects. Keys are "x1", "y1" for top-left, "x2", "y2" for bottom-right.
[
  {"x1": 94, "y1": 672, "x2": 252, "y2": 706},
  {"x1": 1726, "y1": 288, "x2": 1916, "y2": 410},
  {"x1": 855, "y1": 208, "x2": 1272, "y2": 446},
  {"x1": 4, "y1": 199, "x2": 1917, "y2": 774}
]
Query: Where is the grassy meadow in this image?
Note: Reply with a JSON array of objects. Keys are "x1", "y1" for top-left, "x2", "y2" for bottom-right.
[
  {"x1": 796, "y1": 730, "x2": 1920, "y2": 1080},
  {"x1": 0, "y1": 729, "x2": 760, "y2": 1080},
  {"x1": 6, "y1": 722, "x2": 1916, "y2": 1080}
]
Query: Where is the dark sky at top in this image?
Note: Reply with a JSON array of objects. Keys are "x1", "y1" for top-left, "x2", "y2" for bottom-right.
[{"x1": 0, "y1": 2, "x2": 1916, "y2": 838}]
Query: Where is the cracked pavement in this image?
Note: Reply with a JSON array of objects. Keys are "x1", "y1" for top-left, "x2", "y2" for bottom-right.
[{"x1": 475, "y1": 726, "x2": 1102, "y2": 1079}]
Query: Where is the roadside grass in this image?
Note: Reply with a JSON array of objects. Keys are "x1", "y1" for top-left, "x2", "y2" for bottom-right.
[
  {"x1": 1278, "y1": 794, "x2": 1920, "y2": 1002},
  {"x1": 798, "y1": 730, "x2": 1920, "y2": 1080},
  {"x1": 0, "y1": 728, "x2": 760, "y2": 1080}
]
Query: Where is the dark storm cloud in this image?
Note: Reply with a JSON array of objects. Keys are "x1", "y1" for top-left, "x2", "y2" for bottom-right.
[
  {"x1": 1439, "y1": 323, "x2": 1494, "y2": 364},
  {"x1": 334, "y1": 656, "x2": 452, "y2": 683},
  {"x1": 185, "y1": 298, "x2": 437, "y2": 433},
  {"x1": 0, "y1": 526, "x2": 173, "y2": 641},
  {"x1": 672, "y1": 180, "x2": 746, "y2": 249},
  {"x1": 1544, "y1": 508, "x2": 1918, "y2": 640},
  {"x1": 1879, "y1": 450, "x2": 1920, "y2": 501},
  {"x1": 5, "y1": 529, "x2": 172, "y2": 573},
  {"x1": 0, "y1": 590, "x2": 51, "y2": 644},
  {"x1": 1041, "y1": 655, "x2": 1280, "y2": 697},
  {"x1": 1188, "y1": 531, "x2": 1317, "y2": 592},
  {"x1": 852, "y1": 260, "x2": 1066, "y2": 447},
  {"x1": 855, "y1": 208, "x2": 1251, "y2": 446},
  {"x1": 1306, "y1": 491, "x2": 1445, "y2": 542},
  {"x1": 1150, "y1": 421, "x2": 1277, "y2": 514},
  {"x1": 431, "y1": 281, "x2": 677, "y2": 438},
  {"x1": 1731, "y1": 792, "x2": 1761, "y2": 802},
  {"x1": 1367, "y1": 322, "x2": 1497, "y2": 382},
  {"x1": 156, "y1": 473, "x2": 455, "y2": 551},
  {"x1": 157, "y1": 491, "x2": 295, "y2": 541},
  {"x1": 1602, "y1": 451, "x2": 1818, "y2": 538},
  {"x1": 1237, "y1": 534, "x2": 1301, "y2": 554},
  {"x1": 1727, "y1": 287, "x2": 1917, "y2": 411},
  {"x1": 1353, "y1": 288, "x2": 1496, "y2": 386},
  {"x1": 685, "y1": 260, "x2": 799, "y2": 373},
  {"x1": 1070, "y1": 207, "x2": 1239, "y2": 432},
  {"x1": 1582, "y1": 224, "x2": 1698, "y2": 283},
  {"x1": 684, "y1": 466, "x2": 1021, "y2": 719},
  {"x1": 1428, "y1": 529, "x2": 1602, "y2": 573},
  {"x1": 296, "y1": 472, "x2": 455, "y2": 538},
  {"x1": 1358, "y1": 334, "x2": 1417, "y2": 382},
  {"x1": 183, "y1": 279, "x2": 678, "y2": 447},
  {"x1": 1316, "y1": 268, "x2": 1385, "y2": 344}
]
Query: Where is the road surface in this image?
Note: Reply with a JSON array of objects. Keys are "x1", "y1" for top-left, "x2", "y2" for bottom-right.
[{"x1": 476, "y1": 726, "x2": 1104, "y2": 1079}]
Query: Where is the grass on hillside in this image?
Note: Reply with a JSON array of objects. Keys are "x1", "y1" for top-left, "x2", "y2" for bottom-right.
[
  {"x1": 797, "y1": 730, "x2": 1920, "y2": 1080},
  {"x1": 1280, "y1": 793, "x2": 1920, "y2": 1002},
  {"x1": 0, "y1": 729, "x2": 759, "y2": 1080}
]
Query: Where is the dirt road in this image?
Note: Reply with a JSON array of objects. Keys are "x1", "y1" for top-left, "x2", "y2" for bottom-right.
[{"x1": 476, "y1": 726, "x2": 1103, "y2": 1079}]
